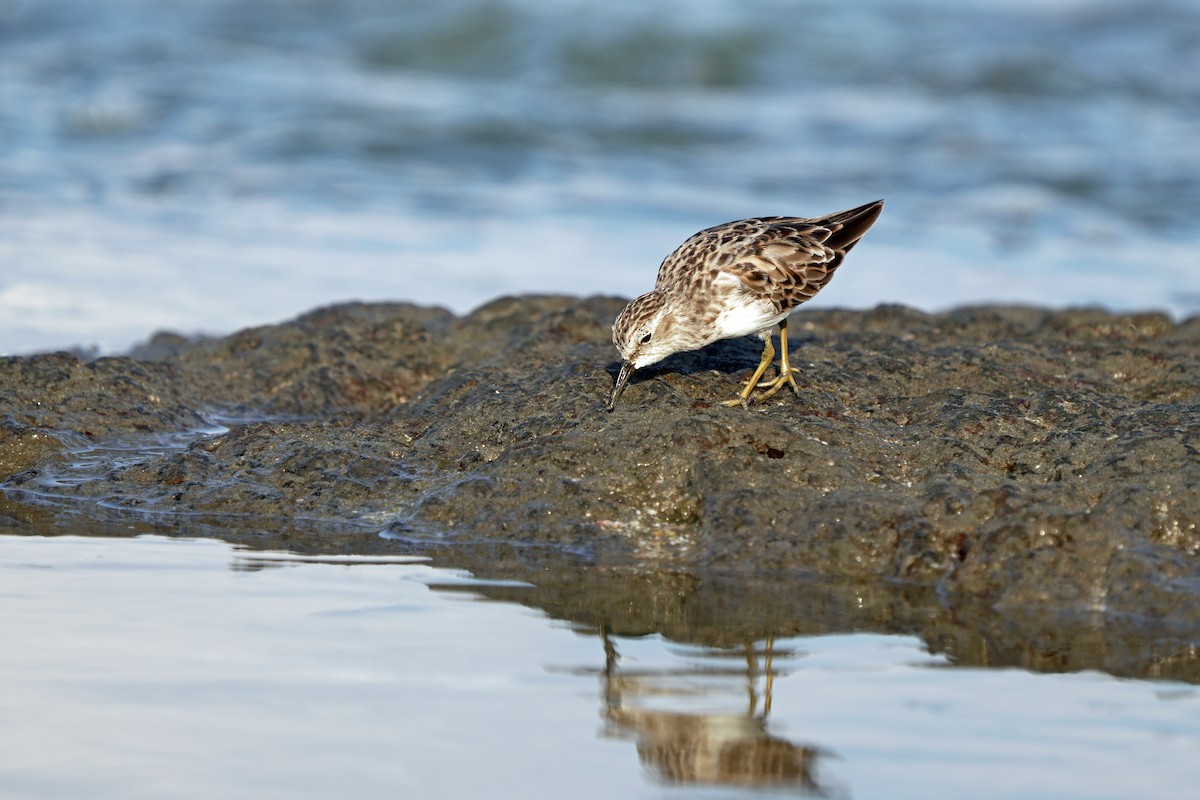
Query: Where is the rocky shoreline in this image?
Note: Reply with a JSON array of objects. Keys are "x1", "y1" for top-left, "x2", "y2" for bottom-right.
[{"x1": 2, "y1": 296, "x2": 1199, "y2": 661}]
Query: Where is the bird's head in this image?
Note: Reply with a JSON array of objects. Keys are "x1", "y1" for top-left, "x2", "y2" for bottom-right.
[{"x1": 607, "y1": 291, "x2": 682, "y2": 410}]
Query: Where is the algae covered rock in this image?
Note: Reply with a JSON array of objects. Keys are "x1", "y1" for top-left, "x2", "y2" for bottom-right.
[{"x1": 1, "y1": 297, "x2": 1198, "y2": 629}]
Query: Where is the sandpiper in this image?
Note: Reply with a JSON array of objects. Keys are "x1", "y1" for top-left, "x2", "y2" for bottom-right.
[{"x1": 607, "y1": 200, "x2": 883, "y2": 410}]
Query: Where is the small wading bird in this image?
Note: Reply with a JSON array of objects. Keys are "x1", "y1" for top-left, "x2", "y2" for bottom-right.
[{"x1": 607, "y1": 199, "x2": 883, "y2": 410}]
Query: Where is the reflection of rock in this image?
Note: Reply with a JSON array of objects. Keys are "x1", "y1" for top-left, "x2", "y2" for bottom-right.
[
  {"x1": 427, "y1": 564, "x2": 1200, "y2": 684},
  {"x1": 600, "y1": 632, "x2": 820, "y2": 791},
  {"x1": 3, "y1": 297, "x2": 1200, "y2": 649}
]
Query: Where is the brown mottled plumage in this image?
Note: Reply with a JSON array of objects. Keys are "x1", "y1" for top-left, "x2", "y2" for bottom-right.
[{"x1": 608, "y1": 199, "x2": 883, "y2": 410}]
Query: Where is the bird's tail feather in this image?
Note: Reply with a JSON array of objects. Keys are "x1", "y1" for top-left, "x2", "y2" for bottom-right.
[{"x1": 822, "y1": 199, "x2": 884, "y2": 253}]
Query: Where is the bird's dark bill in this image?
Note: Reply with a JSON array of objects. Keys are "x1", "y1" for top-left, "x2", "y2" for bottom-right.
[{"x1": 606, "y1": 361, "x2": 636, "y2": 411}]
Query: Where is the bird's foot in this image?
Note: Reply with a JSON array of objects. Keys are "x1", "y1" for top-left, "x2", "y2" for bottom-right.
[
  {"x1": 721, "y1": 367, "x2": 800, "y2": 407},
  {"x1": 753, "y1": 367, "x2": 801, "y2": 401}
]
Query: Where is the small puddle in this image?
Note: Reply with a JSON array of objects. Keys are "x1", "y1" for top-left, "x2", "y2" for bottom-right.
[{"x1": 1, "y1": 533, "x2": 1197, "y2": 799}]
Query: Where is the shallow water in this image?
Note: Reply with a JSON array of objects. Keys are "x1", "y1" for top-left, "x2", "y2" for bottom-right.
[
  {"x1": 2, "y1": 0, "x2": 1198, "y2": 354},
  {"x1": 2, "y1": 533, "x2": 1198, "y2": 800}
]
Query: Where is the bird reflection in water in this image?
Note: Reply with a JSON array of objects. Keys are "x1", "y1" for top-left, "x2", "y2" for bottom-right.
[{"x1": 598, "y1": 627, "x2": 824, "y2": 792}]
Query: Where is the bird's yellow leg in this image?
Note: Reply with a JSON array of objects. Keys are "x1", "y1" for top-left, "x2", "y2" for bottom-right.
[
  {"x1": 721, "y1": 334, "x2": 775, "y2": 407},
  {"x1": 753, "y1": 319, "x2": 801, "y2": 401}
]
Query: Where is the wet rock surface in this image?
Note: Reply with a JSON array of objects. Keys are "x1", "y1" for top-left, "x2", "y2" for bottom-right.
[{"x1": 2, "y1": 297, "x2": 1199, "y2": 676}]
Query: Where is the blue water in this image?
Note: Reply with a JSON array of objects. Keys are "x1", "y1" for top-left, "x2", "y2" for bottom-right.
[
  {"x1": 3, "y1": 534, "x2": 1198, "y2": 800},
  {"x1": 1, "y1": 0, "x2": 1197, "y2": 354}
]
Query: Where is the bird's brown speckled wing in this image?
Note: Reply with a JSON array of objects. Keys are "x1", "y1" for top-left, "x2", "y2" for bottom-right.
[
  {"x1": 661, "y1": 200, "x2": 884, "y2": 315},
  {"x1": 719, "y1": 219, "x2": 839, "y2": 314}
]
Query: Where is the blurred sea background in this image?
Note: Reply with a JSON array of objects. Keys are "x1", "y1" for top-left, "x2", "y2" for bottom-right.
[{"x1": 1, "y1": 0, "x2": 1197, "y2": 355}]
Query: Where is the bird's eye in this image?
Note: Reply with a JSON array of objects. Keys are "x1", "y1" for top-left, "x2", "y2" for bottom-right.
[{"x1": 639, "y1": 333, "x2": 652, "y2": 345}]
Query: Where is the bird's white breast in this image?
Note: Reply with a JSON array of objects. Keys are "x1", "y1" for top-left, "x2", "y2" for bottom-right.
[{"x1": 711, "y1": 299, "x2": 789, "y2": 341}]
